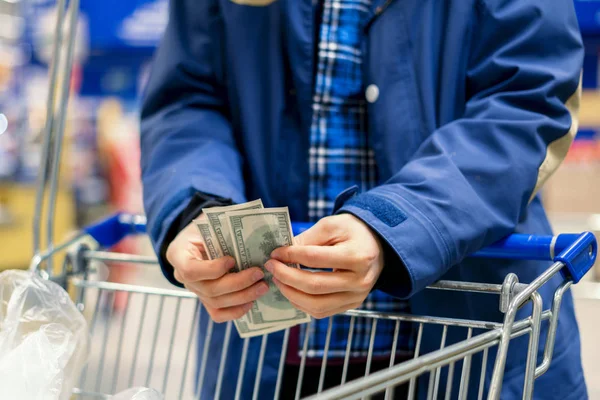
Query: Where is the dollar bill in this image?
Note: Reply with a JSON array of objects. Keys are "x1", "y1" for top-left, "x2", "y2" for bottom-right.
[
  {"x1": 197, "y1": 213, "x2": 281, "y2": 337},
  {"x1": 204, "y1": 200, "x2": 264, "y2": 259},
  {"x1": 195, "y1": 222, "x2": 223, "y2": 259},
  {"x1": 226, "y1": 207, "x2": 311, "y2": 328},
  {"x1": 235, "y1": 317, "x2": 298, "y2": 339}
]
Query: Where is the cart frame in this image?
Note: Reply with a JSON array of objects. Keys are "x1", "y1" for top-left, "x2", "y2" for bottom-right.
[{"x1": 28, "y1": 213, "x2": 597, "y2": 400}]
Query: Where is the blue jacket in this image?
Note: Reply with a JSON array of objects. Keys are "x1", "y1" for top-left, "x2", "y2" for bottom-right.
[{"x1": 140, "y1": 0, "x2": 586, "y2": 398}]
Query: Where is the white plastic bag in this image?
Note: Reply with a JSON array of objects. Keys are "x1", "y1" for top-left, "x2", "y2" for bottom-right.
[
  {"x1": 112, "y1": 387, "x2": 164, "y2": 400},
  {"x1": 0, "y1": 270, "x2": 90, "y2": 400}
]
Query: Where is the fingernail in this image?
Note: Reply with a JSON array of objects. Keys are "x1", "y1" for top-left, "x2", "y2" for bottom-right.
[
  {"x1": 256, "y1": 283, "x2": 269, "y2": 296},
  {"x1": 243, "y1": 303, "x2": 253, "y2": 312},
  {"x1": 264, "y1": 261, "x2": 274, "y2": 273},
  {"x1": 253, "y1": 270, "x2": 264, "y2": 281},
  {"x1": 227, "y1": 258, "x2": 236, "y2": 269},
  {"x1": 270, "y1": 249, "x2": 280, "y2": 259}
]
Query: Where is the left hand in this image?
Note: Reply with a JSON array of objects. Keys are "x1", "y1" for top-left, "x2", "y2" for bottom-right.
[{"x1": 265, "y1": 214, "x2": 385, "y2": 319}]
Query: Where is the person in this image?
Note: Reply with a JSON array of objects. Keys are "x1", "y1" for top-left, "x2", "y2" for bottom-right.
[{"x1": 140, "y1": 0, "x2": 586, "y2": 398}]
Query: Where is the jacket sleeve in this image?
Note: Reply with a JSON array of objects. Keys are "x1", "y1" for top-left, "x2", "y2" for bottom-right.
[
  {"x1": 336, "y1": 0, "x2": 583, "y2": 299},
  {"x1": 140, "y1": 0, "x2": 246, "y2": 275}
]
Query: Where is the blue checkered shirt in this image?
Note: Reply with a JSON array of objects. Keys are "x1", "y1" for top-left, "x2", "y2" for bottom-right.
[{"x1": 303, "y1": 0, "x2": 413, "y2": 358}]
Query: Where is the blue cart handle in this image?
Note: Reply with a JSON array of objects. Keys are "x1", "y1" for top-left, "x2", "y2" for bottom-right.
[
  {"x1": 84, "y1": 214, "x2": 597, "y2": 282},
  {"x1": 83, "y1": 213, "x2": 147, "y2": 249}
]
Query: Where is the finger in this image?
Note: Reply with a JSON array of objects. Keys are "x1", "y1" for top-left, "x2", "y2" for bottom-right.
[
  {"x1": 188, "y1": 267, "x2": 263, "y2": 297},
  {"x1": 289, "y1": 300, "x2": 363, "y2": 320},
  {"x1": 198, "y1": 280, "x2": 269, "y2": 309},
  {"x1": 271, "y1": 245, "x2": 359, "y2": 271},
  {"x1": 293, "y1": 216, "x2": 348, "y2": 247},
  {"x1": 204, "y1": 302, "x2": 253, "y2": 324},
  {"x1": 166, "y1": 237, "x2": 205, "y2": 266},
  {"x1": 174, "y1": 256, "x2": 236, "y2": 283},
  {"x1": 273, "y1": 277, "x2": 357, "y2": 317},
  {"x1": 192, "y1": 267, "x2": 265, "y2": 297},
  {"x1": 265, "y1": 259, "x2": 354, "y2": 295}
]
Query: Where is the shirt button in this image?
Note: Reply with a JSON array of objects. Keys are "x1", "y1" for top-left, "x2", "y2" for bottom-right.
[{"x1": 366, "y1": 84, "x2": 379, "y2": 103}]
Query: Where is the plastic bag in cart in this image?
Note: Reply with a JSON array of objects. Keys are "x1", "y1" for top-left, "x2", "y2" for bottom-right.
[
  {"x1": 112, "y1": 387, "x2": 164, "y2": 400},
  {"x1": 0, "y1": 270, "x2": 90, "y2": 400}
]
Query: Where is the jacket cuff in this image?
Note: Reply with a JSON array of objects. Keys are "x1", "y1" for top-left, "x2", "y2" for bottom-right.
[
  {"x1": 155, "y1": 192, "x2": 234, "y2": 287},
  {"x1": 335, "y1": 190, "x2": 453, "y2": 299}
]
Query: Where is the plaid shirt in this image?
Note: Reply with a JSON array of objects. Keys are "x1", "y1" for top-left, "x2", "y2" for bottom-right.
[{"x1": 304, "y1": 0, "x2": 413, "y2": 358}]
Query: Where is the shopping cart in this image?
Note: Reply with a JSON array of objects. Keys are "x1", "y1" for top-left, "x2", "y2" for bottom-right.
[
  {"x1": 27, "y1": 0, "x2": 598, "y2": 399},
  {"x1": 28, "y1": 213, "x2": 597, "y2": 400}
]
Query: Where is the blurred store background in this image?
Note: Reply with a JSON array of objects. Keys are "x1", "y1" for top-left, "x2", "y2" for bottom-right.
[
  {"x1": 0, "y1": 0, "x2": 600, "y2": 397},
  {"x1": 0, "y1": 0, "x2": 163, "y2": 307}
]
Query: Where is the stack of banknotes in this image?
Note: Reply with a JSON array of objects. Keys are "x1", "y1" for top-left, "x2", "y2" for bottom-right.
[{"x1": 196, "y1": 200, "x2": 311, "y2": 338}]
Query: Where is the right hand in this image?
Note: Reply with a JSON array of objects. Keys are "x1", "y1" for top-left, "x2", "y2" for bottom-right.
[{"x1": 166, "y1": 215, "x2": 269, "y2": 323}]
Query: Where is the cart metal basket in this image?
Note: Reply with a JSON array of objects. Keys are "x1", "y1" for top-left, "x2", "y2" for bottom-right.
[
  {"x1": 26, "y1": 0, "x2": 598, "y2": 399},
  {"x1": 29, "y1": 214, "x2": 597, "y2": 400}
]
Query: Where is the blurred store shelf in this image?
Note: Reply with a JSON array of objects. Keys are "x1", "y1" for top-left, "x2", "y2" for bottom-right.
[
  {"x1": 581, "y1": 91, "x2": 600, "y2": 128},
  {"x1": 0, "y1": 183, "x2": 75, "y2": 270}
]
